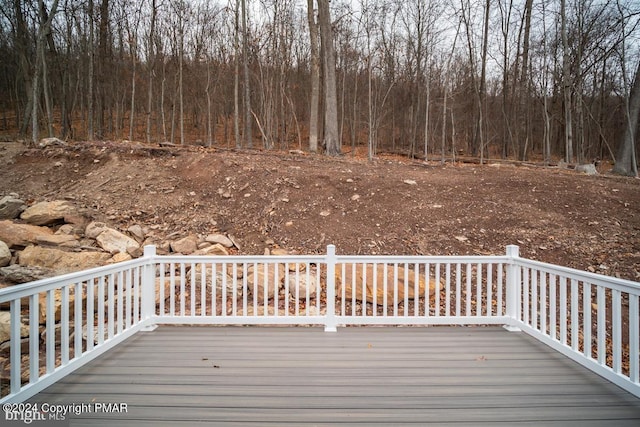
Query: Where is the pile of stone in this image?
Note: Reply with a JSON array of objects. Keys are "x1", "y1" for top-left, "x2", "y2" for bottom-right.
[
  {"x1": 0, "y1": 195, "x2": 240, "y2": 288},
  {"x1": 0, "y1": 193, "x2": 243, "y2": 388}
]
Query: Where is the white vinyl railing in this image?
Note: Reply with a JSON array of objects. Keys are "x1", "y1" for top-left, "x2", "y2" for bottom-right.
[{"x1": 0, "y1": 244, "x2": 638, "y2": 403}]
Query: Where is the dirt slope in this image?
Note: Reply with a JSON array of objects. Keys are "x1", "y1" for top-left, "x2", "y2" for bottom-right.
[{"x1": 1, "y1": 140, "x2": 638, "y2": 281}]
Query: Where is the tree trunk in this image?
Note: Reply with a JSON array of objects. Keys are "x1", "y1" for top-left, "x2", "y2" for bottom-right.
[
  {"x1": 612, "y1": 60, "x2": 640, "y2": 177},
  {"x1": 317, "y1": 0, "x2": 340, "y2": 155},
  {"x1": 307, "y1": 0, "x2": 320, "y2": 153},
  {"x1": 234, "y1": 0, "x2": 241, "y2": 148},
  {"x1": 146, "y1": 0, "x2": 157, "y2": 144},
  {"x1": 241, "y1": 0, "x2": 252, "y2": 148},
  {"x1": 87, "y1": 0, "x2": 95, "y2": 140},
  {"x1": 561, "y1": 0, "x2": 573, "y2": 163}
]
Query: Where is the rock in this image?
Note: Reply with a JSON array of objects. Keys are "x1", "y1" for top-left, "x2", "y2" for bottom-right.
[
  {"x1": 171, "y1": 235, "x2": 198, "y2": 254},
  {"x1": 246, "y1": 264, "x2": 286, "y2": 303},
  {"x1": 126, "y1": 246, "x2": 143, "y2": 258},
  {"x1": 576, "y1": 164, "x2": 598, "y2": 175},
  {"x1": 38, "y1": 137, "x2": 66, "y2": 148},
  {"x1": 127, "y1": 224, "x2": 145, "y2": 242},
  {"x1": 55, "y1": 224, "x2": 75, "y2": 235},
  {"x1": 271, "y1": 248, "x2": 306, "y2": 272},
  {"x1": 0, "y1": 220, "x2": 53, "y2": 249},
  {"x1": 96, "y1": 228, "x2": 140, "y2": 254},
  {"x1": 193, "y1": 244, "x2": 229, "y2": 256},
  {"x1": 35, "y1": 234, "x2": 80, "y2": 247},
  {"x1": 403, "y1": 179, "x2": 417, "y2": 185},
  {"x1": 335, "y1": 264, "x2": 441, "y2": 305},
  {"x1": 20, "y1": 200, "x2": 76, "y2": 225},
  {"x1": 85, "y1": 221, "x2": 110, "y2": 239},
  {"x1": 205, "y1": 233, "x2": 234, "y2": 248},
  {"x1": 109, "y1": 252, "x2": 132, "y2": 263},
  {"x1": 0, "y1": 240, "x2": 10, "y2": 267},
  {"x1": 0, "y1": 311, "x2": 29, "y2": 343},
  {"x1": 287, "y1": 273, "x2": 318, "y2": 299},
  {"x1": 18, "y1": 245, "x2": 111, "y2": 274},
  {"x1": 0, "y1": 195, "x2": 26, "y2": 219},
  {"x1": 0, "y1": 264, "x2": 56, "y2": 284}
]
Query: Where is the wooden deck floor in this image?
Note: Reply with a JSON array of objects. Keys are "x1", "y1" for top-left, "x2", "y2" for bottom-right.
[{"x1": 30, "y1": 326, "x2": 640, "y2": 426}]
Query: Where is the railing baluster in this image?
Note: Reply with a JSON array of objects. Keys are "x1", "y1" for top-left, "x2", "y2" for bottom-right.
[
  {"x1": 531, "y1": 269, "x2": 538, "y2": 329},
  {"x1": 362, "y1": 263, "x2": 367, "y2": 316},
  {"x1": 108, "y1": 274, "x2": 115, "y2": 339},
  {"x1": 10, "y1": 299, "x2": 21, "y2": 394},
  {"x1": 612, "y1": 289, "x2": 622, "y2": 373},
  {"x1": 424, "y1": 262, "x2": 430, "y2": 317},
  {"x1": 29, "y1": 294, "x2": 39, "y2": 382},
  {"x1": 550, "y1": 274, "x2": 557, "y2": 341},
  {"x1": 583, "y1": 282, "x2": 592, "y2": 358},
  {"x1": 403, "y1": 263, "x2": 409, "y2": 317},
  {"x1": 382, "y1": 263, "x2": 388, "y2": 316},
  {"x1": 213, "y1": 263, "x2": 219, "y2": 316},
  {"x1": 455, "y1": 263, "x2": 461, "y2": 316},
  {"x1": 134, "y1": 267, "x2": 140, "y2": 323},
  {"x1": 232, "y1": 262, "x2": 238, "y2": 317},
  {"x1": 434, "y1": 263, "x2": 440, "y2": 317},
  {"x1": 445, "y1": 263, "x2": 451, "y2": 317},
  {"x1": 190, "y1": 262, "x2": 196, "y2": 316},
  {"x1": 560, "y1": 276, "x2": 567, "y2": 345},
  {"x1": 46, "y1": 289, "x2": 55, "y2": 373},
  {"x1": 523, "y1": 268, "x2": 530, "y2": 325},
  {"x1": 630, "y1": 294, "x2": 639, "y2": 383},
  {"x1": 540, "y1": 272, "x2": 547, "y2": 335},
  {"x1": 180, "y1": 263, "x2": 186, "y2": 316},
  {"x1": 487, "y1": 264, "x2": 493, "y2": 317},
  {"x1": 61, "y1": 286, "x2": 70, "y2": 364},
  {"x1": 159, "y1": 262, "x2": 165, "y2": 316},
  {"x1": 117, "y1": 271, "x2": 124, "y2": 334},
  {"x1": 413, "y1": 263, "x2": 419, "y2": 317},
  {"x1": 476, "y1": 263, "x2": 482, "y2": 317},
  {"x1": 201, "y1": 262, "x2": 206, "y2": 317},
  {"x1": 497, "y1": 263, "x2": 503, "y2": 316},
  {"x1": 97, "y1": 277, "x2": 105, "y2": 345},
  {"x1": 242, "y1": 263, "x2": 248, "y2": 317},
  {"x1": 597, "y1": 286, "x2": 606, "y2": 365},
  {"x1": 87, "y1": 279, "x2": 95, "y2": 351},
  {"x1": 125, "y1": 270, "x2": 131, "y2": 329},
  {"x1": 465, "y1": 263, "x2": 471, "y2": 317},
  {"x1": 170, "y1": 263, "x2": 175, "y2": 317},
  {"x1": 571, "y1": 279, "x2": 579, "y2": 351}
]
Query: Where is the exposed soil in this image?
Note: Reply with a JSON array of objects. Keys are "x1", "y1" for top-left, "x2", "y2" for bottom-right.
[{"x1": 1, "y1": 140, "x2": 639, "y2": 282}]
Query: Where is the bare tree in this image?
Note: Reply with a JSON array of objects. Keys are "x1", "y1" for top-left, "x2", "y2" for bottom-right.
[
  {"x1": 318, "y1": 0, "x2": 340, "y2": 155},
  {"x1": 307, "y1": 0, "x2": 320, "y2": 153}
]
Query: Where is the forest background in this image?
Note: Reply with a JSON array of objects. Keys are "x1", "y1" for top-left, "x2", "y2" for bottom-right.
[{"x1": 1, "y1": 0, "x2": 639, "y2": 175}]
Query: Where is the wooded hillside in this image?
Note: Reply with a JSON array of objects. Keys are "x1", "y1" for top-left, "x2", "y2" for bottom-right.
[{"x1": 1, "y1": 0, "x2": 639, "y2": 173}]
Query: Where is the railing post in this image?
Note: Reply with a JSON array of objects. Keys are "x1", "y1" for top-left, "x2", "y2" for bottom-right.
[
  {"x1": 504, "y1": 245, "x2": 521, "y2": 332},
  {"x1": 141, "y1": 245, "x2": 158, "y2": 331},
  {"x1": 324, "y1": 245, "x2": 337, "y2": 332}
]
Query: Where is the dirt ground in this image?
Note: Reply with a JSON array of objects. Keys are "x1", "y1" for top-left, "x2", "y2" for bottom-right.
[{"x1": 1, "y1": 140, "x2": 638, "y2": 282}]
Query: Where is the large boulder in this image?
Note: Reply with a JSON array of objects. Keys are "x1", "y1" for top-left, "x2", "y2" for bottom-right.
[
  {"x1": 0, "y1": 220, "x2": 53, "y2": 249},
  {"x1": 95, "y1": 228, "x2": 140, "y2": 254},
  {"x1": 0, "y1": 264, "x2": 56, "y2": 284},
  {"x1": 246, "y1": 264, "x2": 286, "y2": 303},
  {"x1": 0, "y1": 311, "x2": 29, "y2": 343},
  {"x1": 287, "y1": 272, "x2": 318, "y2": 300},
  {"x1": 36, "y1": 234, "x2": 80, "y2": 248},
  {"x1": 335, "y1": 264, "x2": 441, "y2": 306},
  {"x1": 20, "y1": 200, "x2": 76, "y2": 226},
  {"x1": 193, "y1": 243, "x2": 229, "y2": 256},
  {"x1": 205, "y1": 233, "x2": 234, "y2": 248},
  {"x1": 170, "y1": 235, "x2": 198, "y2": 254},
  {"x1": 0, "y1": 194, "x2": 26, "y2": 219},
  {"x1": 0, "y1": 240, "x2": 10, "y2": 267},
  {"x1": 18, "y1": 245, "x2": 111, "y2": 274},
  {"x1": 85, "y1": 221, "x2": 110, "y2": 239}
]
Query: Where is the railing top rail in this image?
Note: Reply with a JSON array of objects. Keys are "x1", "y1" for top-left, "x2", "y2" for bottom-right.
[
  {"x1": 334, "y1": 254, "x2": 510, "y2": 264},
  {"x1": 514, "y1": 257, "x2": 640, "y2": 294},
  {"x1": 0, "y1": 257, "x2": 149, "y2": 303},
  {"x1": 155, "y1": 254, "x2": 327, "y2": 263}
]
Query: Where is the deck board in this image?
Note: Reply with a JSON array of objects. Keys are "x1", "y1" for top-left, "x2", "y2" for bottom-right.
[{"x1": 29, "y1": 326, "x2": 640, "y2": 426}]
